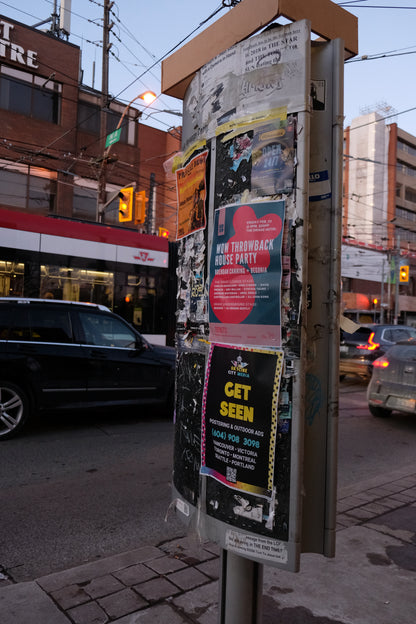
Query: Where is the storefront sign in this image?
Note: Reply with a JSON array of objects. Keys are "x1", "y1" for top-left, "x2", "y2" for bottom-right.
[{"x1": 0, "y1": 21, "x2": 39, "y2": 68}]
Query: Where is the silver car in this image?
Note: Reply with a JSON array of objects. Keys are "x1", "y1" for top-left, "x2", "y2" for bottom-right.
[{"x1": 367, "y1": 339, "x2": 416, "y2": 418}]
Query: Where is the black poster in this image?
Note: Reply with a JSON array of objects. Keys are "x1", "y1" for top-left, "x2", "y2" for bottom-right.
[{"x1": 201, "y1": 344, "x2": 283, "y2": 498}]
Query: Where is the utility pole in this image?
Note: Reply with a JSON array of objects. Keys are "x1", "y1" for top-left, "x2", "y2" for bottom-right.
[
  {"x1": 145, "y1": 173, "x2": 155, "y2": 234},
  {"x1": 394, "y1": 234, "x2": 400, "y2": 325},
  {"x1": 380, "y1": 257, "x2": 385, "y2": 324},
  {"x1": 96, "y1": 0, "x2": 113, "y2": 222}
]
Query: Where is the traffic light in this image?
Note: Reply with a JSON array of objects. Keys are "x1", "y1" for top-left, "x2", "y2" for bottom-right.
[
  {"x1": 399, "y1": 264, "x2": 409, "y2": 283},
  {"x1": 134, "y1": 190, "x2": 147, "y2": 224},
  {"x1": 158, "y1": 227, "x2": 169, "y2": 238},
  {"x1": 118, "y1": 187, "x2": 134, "y2": 222}
]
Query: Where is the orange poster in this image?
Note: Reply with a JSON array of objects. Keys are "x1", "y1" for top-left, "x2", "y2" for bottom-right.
[{"x1": 176, "y1": 150, "x2": 208, "y2": 240}]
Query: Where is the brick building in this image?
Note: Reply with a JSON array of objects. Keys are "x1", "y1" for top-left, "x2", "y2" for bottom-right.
[
  {"x1": 0, "y1": 14, "x2": 180, "y2": 341},
  {"x1": 0, "y1": 14, "x2": 180, "y2": 231}
]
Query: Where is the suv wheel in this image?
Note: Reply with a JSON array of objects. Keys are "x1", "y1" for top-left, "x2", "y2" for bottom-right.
[
  {"x1": 369, "y1": 404, "x2": 391, "y2": 418},
  {"x1": 0, "y1": 382, "x2": 30, "y2": 440}
]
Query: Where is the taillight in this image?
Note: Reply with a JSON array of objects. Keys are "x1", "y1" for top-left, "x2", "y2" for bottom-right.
[
  {"x1": 357, "y1": 332, "x2": 380, "y2": 351},
  {"x1": 373, "y1": 357, "x2": 389, "y2": 368}
]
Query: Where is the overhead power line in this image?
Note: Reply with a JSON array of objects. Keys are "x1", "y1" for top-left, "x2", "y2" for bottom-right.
[{"x1": 339, "y1": 3, "x2": 416, "y2": 8}]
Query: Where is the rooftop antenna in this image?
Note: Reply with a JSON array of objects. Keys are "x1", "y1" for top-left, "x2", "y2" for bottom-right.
[
  {"x1": 59, "y1": 0, "x2": 72, "y2": 38},
  {"x1": 31, "y1": 0, "x2": 71, "y2": 39},
  {"x1": 359, "y1": 101, "x2": 398, "y2": 124}
]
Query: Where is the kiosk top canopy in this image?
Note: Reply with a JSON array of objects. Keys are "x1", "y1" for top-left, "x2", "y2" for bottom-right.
[{"x1": 161, "y1": 0, "x2": 358, "y2": 100}]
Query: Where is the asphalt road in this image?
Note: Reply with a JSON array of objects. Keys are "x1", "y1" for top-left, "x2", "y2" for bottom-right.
[
  {"x1": 0, "y1": 407, "x2": 185, "y2": 582},
  {"x1": 1, "y1": 381, "x2": 416, "y2": 583},
  {"x1": 338, "y1": 377, "x2": 416, "y2": 488}
]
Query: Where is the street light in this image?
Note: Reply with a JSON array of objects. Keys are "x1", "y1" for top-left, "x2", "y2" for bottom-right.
[
  {"x1": 143, "y1": 108, "x2": 183, "y2": 119},
  {"x1": 96, "y1": 90, "x2": 157, "y2": 222},
  {"x1": 115, "y1": 91, "x2": 157, "y2": 132}
]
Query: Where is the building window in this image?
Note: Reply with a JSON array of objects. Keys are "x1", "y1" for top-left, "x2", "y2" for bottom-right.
[
  {"x1": 397, "y1": 206, "x2": 416, "y2": 222},
  {"x1": 72, "y1": 182, "x2": 118, "y2": 225},
  {"x1": 405, "y1": 187, "x2": 416, "y2": 204},
  {"x1": 398, "y1": 139, "x2": 416, "y2": 159},
  {"x1": 396, "y1": 226, "x2": 416, "y2": 244},
  {"x1": 72, "y1": 184, "x2": 97, "y2": 222},
  {"x1": 0, "y1": 162, "x2": 56, "y2": 213},
  {"x1": 397, "y1": 159, "x2": 416, "y2": 178},
  {"x1": 396, "y1": 207, "x2": 416, "y2": 222},
  {"x1": 77, "y1": 101, "x2": 100, "y2": 135},
  {"x1": 105, "y1": 109, "x2": 130, "y2": 143},
  {"x1": 77, "y1": 101, "x2": 131, "y2": 144},
  {"x1": 0, "y1": 65, "x2": 61, "y2": 123}
]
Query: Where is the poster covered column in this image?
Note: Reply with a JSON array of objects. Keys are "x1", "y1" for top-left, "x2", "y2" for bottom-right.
[{"x1": 171, "y1": 18, "x2": 312, "y2": 573}]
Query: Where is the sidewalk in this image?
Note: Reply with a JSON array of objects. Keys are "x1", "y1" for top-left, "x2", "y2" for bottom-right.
[{"x1": 1, "y1": 465, "x2": 415, "y2": 624}]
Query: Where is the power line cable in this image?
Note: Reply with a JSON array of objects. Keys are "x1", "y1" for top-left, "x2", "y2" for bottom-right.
[
  {"x1": 339, "y1": 3, "x2": 416, "y2": 8},
  {"x1": 108, "y1": 4, "x2": 225, "y2": 103},
  {"x1": 346, "y1": 48, "x2": 416, "y2": 63}
]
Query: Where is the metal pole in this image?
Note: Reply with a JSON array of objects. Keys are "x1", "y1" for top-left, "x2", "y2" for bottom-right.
[
  {"x1": 96, "y1": 0, "x2": 111, "y2": 222},
  {"x1": 394, "y1": 235, "x2": 400, "y2": 324},
  {"x1": 146, "y1": 173, "x2": 155, "y2": 234},
  {"x1": 380, "y1": 258, "x2": 385, "y2": 324},
  {"x1": 96, "y1": 91, "x2": 153, "y2": 223},
  {"x1": 219, "y1": 550, "x2": 263, "y2": 624},
  {"x1": 387, "y1": 251, "x2": 392, "y2": 323}
]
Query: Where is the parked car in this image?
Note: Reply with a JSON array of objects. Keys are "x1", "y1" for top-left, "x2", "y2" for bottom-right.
[
  {"x1": 0, "y1": 298, "x2": 176, "y2": 440},
  {"x1": 340, "y1": 324, "x2": 416, "y2": 380},
  {"x1": 367, "y1": 339, "x2": 416, "y2": 418}
]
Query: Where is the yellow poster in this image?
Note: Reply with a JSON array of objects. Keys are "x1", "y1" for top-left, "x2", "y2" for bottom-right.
[{"x1": 176, "y1": 150, "x2": 208, "y2": 240}]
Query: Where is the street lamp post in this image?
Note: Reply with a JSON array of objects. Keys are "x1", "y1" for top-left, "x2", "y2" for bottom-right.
[{"x1": 96, "y1": 91, "x2": 157, "y2": 223}]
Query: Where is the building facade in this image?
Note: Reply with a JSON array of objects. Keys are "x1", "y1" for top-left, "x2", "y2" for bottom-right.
[
  {"x1": 0, "y1": 15, "x2": 180, "y2": 342},
  {"x1": 0, "y1": 14, "x2": 180, "y2": 230},
  {"x1": 343, "y1": 110, "x2": 416, "y2": 324}
]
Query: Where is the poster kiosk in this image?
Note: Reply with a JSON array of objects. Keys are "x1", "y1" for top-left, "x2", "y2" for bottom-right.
[{"x1": 162, "y1": 2, "x2": 358, "y2": 621}]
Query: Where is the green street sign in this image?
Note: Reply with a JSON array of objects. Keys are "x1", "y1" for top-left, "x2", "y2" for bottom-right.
[{"x1": 105, "y1": 128, "x2": 121, "y2": 148}]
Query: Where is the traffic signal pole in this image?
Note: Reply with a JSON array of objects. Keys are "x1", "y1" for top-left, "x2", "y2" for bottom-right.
[
  {"x1": 394, "y1": 234, "x2": 400, "y2": 324},
  {"x1": 145, "y1": 173, "x2": 155, "y2": 234}
]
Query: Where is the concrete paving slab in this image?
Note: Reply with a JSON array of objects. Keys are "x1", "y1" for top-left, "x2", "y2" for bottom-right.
[
  {"x1": 173, "y1": 580, "x2": 219, "y2": 624},
  {"x1": 67, "y1": 599, "x2": 108, "y2": 624},
  {"x1": 112, "y1": 602, "x2": 190, "y2": 623},
  {"x1": 0, "y1": 581, "x2": 70, "y2": 624},
  {"x1": 262, "y1": 524, "x2": 416, "y2": 624},
  {"x1": 37, "y1": 546, "x2": 163, "y2": 593},
  {"x1": 97, "y1": 587, "x2": 148, "y2": 619}
]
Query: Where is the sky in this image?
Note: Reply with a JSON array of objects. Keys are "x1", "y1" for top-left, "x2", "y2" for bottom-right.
[{"x1": 1, "y1": 0, "x2": 416, "y2": 136}]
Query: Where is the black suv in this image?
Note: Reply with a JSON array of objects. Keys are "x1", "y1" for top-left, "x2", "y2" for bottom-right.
[
  {"x1": 0, "y1": 298, "x2": 176, "y2": 440},
  {"x1": 340, "y1": 324, "x2": 416, "y2": 380}
]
